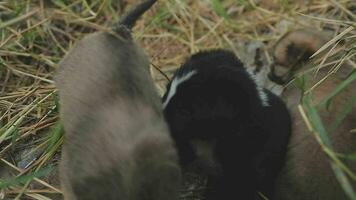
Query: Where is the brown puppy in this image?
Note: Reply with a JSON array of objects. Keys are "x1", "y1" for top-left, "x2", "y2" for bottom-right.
[
  {"x1": 269, "y1": 29, "x2": 356, "y2": 200},
  {"x1": 55, "y1": 1, "x2": 181, "y2": 200}
]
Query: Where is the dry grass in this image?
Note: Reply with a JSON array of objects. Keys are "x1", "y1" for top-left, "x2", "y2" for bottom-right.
[{"x1": 0, "y1": 0, "x2": 355, "y2": 199}]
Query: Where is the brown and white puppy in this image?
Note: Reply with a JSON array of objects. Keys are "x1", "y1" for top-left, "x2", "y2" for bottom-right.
[
  {"x1": 269, "y1": 29, "x2": 356, "y2": 200},
  {"x1": 55, "y1": 1, "x2": 181, "y2": 200}
]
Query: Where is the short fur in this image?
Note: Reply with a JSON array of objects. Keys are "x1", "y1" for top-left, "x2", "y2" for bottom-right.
[
  {"x1": 268, "y1": 29, "x2": 332, "y2": 84},
  {"x1": 119, "y1": 0, "x2": 157, "y2": 29},
  {"x1": 269, "y1": 29, "x2": 356, "y2": 200},
  {"x1": 273, "y1": 29, "x2": 330, "y2": 67},
  {"x1": 163, "y1": 49, "x2": 291, "y2": 200},
  {"x1": 55, "y1": 1, "x2": 181, "y2": 199}
]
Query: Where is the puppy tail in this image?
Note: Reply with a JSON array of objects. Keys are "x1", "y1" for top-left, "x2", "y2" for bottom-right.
[{"x1": 118, "y1": 0, "x2": 157, "y2": 30}]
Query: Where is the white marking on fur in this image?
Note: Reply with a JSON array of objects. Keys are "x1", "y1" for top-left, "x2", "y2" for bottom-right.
[
  {"x1": 246, "y1": 68, "x2": 269, "y2": 107},
  {"x1": 163, "y1": 70, "x2": 197, "y2": 108}
]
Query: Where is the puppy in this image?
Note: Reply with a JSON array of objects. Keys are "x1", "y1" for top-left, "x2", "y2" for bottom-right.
[
  {"x1": 269, "y1": 29, "x2": 356, "y2": 200},
  {"x1": 55, "y1": 1, "x2": 181, "y2": 199},
  {"x1": 163, "y1": 49, "x2": 291, "y2": 199}
]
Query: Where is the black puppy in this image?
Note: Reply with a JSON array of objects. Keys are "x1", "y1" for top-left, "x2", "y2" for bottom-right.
[{"x1": 163, "y1": 49, "x2": 291, "y2": 199}]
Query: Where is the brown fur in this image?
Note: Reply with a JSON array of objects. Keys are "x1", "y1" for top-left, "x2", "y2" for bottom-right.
[
  {"x1": 273, "y1": 29, "x2": 330, "y2": 67},
  {"x1": 55, "y1": 14, "x2": 181, "y2": 200},
  {"x1": 269, "y1": 29, "x2": 333, "y2": 84},
  {"x1": 271, "y1": 29, "x2": 356, "y2": 200}
]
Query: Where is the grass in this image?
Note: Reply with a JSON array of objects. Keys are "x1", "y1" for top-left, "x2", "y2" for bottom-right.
[{"x1": 0, "y1": 0, "x2": 355, "y2": 199}]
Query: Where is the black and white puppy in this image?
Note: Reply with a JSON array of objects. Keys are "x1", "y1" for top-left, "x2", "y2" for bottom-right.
[{"x1": 162, "y1": 49, "x2": 291, "y2": 200}]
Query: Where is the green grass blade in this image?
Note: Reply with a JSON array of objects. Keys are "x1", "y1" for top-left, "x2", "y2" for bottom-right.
[
  {"x1": 302, "y1": 94, "x2": 332, "y2": 147},
  {"x1": 319, "y1": 69, "x2": 356, "y2": 108},
  {"x1": 331, "y1": 163, "x2": 356, "y2": 200},
  {"x1": 330, "y1": 95, "x2": 356, "y2": 132},
  {"x1": 337, "y1": 152, "x2": 356, "y2": 161},
  {"x1": 0, "y1": 167, "x2": 53, "y2": 189},
  {"x1": 44, "y1": 122, "x2": 64, "y2": 154},
  {"x1": 210, "y1": 0, "x2": 229, "y2": 19}
]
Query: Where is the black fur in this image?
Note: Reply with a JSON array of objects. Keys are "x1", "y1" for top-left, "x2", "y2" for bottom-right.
[
  {"x1": 163, "y1": 49, "x2": 291, "y2": 199},
  {"x1": 254, "y1": 90, "x2": 291, "y2": 199}
]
